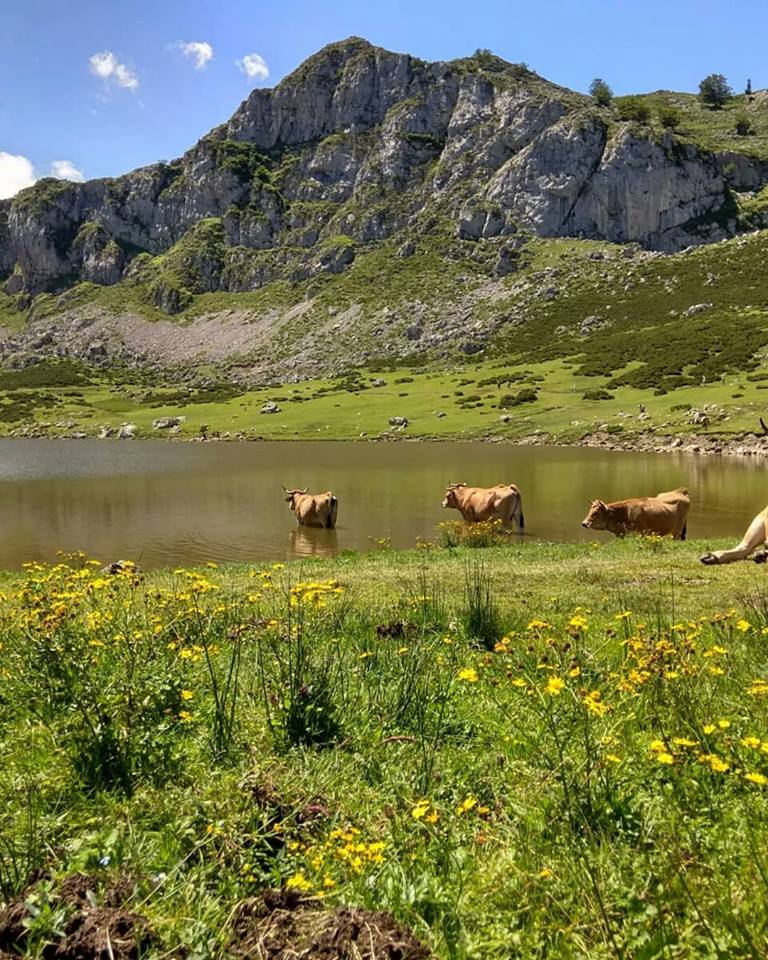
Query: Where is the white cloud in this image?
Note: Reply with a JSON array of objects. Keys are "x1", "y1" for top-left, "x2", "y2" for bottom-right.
[
  {"x1": 50, "y1": 160, "x2": 85, "y2": 182},
  {"x1": 0, "y1": 152, "x2": 36, "y2": 199},
  {"x1": 0, "y1": 154, "x2": 86, "y2": 200},
  {"x1": 179, "y1": 41, "x2": 213, "y2": 69},
  {"x1": 237, "y1": 52, "x2": 269, "y2": 81},
  {"x1": 89, "y1": 51, "x2": 139, "y2": 90}
]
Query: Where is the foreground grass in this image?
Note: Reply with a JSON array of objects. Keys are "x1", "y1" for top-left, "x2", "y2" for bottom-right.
[{"x1": 3, "y1": 536, "x2": 768, "y2": 957}]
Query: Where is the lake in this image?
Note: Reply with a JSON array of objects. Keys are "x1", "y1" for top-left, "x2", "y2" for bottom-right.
[{"x1": 0, "y1": 439, "x2": 765, "y2": 569}]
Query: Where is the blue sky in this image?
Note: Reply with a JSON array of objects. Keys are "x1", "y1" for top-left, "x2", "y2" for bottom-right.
[{"x1": 0, "y1": 0, "x2": 764, "y2": 197}]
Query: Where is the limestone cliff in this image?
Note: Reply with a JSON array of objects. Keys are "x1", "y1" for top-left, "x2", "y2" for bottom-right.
[{"x1": 1, "y1": 38, "x2": 766, "y2": 306}]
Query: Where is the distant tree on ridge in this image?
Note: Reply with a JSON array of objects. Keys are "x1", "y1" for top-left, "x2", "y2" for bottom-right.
[
  {"x1": 698, "y1": 73, "x2": 733, "y2": 110},
  {"x1": 589, "y1": 78, "x2": 613, "y2": 106}
]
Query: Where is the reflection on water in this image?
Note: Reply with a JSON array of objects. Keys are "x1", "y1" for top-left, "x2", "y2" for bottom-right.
[
  {"x1": 0, "y1": 439, "x2": 765, "y2": 569},
  {"x1": 288, "y1": 527, "x2": 339, "y2": 558}
]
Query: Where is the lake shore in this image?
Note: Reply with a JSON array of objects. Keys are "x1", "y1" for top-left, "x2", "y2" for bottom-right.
[{"x1": 6, "y1": 425, "x2": 768, "y2": 460}]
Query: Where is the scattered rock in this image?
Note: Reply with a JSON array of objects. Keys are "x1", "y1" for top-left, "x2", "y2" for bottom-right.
[
  {"x1": 98, "y1": 425, "x2": 116, "y2": 439},
  {"x1": 683, "y1": 302, "x2": 713, "y2": 317},
  {"x1": 152, "y1": 416, "x2": 185, "y2": 430},
  {"x1": 403, "y1": 324, "x2": 422, "y2": 341},
  {"x1": 690, "y1": 409, "x2": 710, "y2": 427},
  {"x1": 117, "y1": 423, "x2": 136, "y2": 439},
  {"x1": 388, "y1": 417, "x2": 408, "y2": 428},
  {"x1": 371, "y1": 378, "x2": 386, "y2": 387},
  {"x1": 261, "y1": 402, "x2": 281, "y2": 415}
]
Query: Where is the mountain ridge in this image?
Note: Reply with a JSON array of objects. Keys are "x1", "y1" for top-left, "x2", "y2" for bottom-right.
[{"x1": 2, "y1": 37, "x2": 767, "y2": 304}]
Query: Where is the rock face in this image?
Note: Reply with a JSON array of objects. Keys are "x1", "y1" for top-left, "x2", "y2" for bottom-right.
[{"x1": 0, "y1": 37, "x2": 765, "y2": 304}]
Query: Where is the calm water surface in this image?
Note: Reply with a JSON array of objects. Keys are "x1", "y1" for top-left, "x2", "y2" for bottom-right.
[{"x1": 0, "y1": 439, "x2": 765, "y2": 569}]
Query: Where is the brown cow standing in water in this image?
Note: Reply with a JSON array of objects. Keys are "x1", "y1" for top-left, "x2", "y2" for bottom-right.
[
  {"x1": 581, "y1": 488, "x2": 690, "y2": 540},
  {"x1": 442, "y1": 483, "x2": 524, "y2": 530},
  {"x1": 700, "y1": 505, "x2": 768, "y2": 564},
  {"x1": 283, "y1": 488, "x2": 339, "y2": 529}
]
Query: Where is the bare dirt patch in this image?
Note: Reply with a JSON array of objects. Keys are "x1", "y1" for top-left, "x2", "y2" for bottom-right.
[
  {"x1": 230, "y1": 889, "x2": 431, "y2": 959},
  {"x1": 0, "y1": 872, "x2": 150, "y2": 959}
]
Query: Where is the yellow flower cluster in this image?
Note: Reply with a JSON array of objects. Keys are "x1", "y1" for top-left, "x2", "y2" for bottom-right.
[
  {"x1": 286, "y1": 825, "x2": 386, "y2": 894},
  {"x1": 289, "y1": 579, "x2": 344, "y2": 608}
]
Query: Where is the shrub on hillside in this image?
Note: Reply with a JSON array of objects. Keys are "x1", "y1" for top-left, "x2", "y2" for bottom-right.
[
  {"x1": 617, "y1": 97, "x2": 651, "y2": 123},
  {"x1": 498, "y1": 388, "x2": 537, "y2": 408},
  {"x1": 735, "y1": 114, "x2": 753, "y2": 136},
  {"x1": 658, "y1": 105, "x2": 682, "y2": 129},
  {"x1": 583, "y1": 389, "x2": 614, "y2": 401}
]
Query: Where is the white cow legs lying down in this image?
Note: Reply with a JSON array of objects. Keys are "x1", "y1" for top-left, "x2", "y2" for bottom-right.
[{"x1": 700, "y1": 507, "x2": 768, "y2": 565}]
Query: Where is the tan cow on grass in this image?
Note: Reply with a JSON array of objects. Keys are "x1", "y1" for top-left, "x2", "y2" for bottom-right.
[
  {"x1": 581, "y1": 487, "x2": 690, "y2": 540},
  {"x1": 283, "y1": 488, "x2": 339, "y2": 529},
  {"x1": 700, "y1": 505, "x2": 768, "y2": 564},
  {"x1": 442, "y1": 483, "x2": 524, "y2": 530}
]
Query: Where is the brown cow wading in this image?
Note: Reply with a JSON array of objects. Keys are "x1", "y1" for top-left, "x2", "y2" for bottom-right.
[
  {"x1": 284, "y1": 488, "x2": 339, "y2": 529},
  {"x1": 581, "y1": 488, "x2": 690, "y2": 540},
  {"x1": 442, "y1": 483, "x2": 524, "y2": 530}
]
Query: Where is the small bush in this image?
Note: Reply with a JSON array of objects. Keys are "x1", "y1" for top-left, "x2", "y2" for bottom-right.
[
  {"x1": 583, "y1": 389, "x2": 614, "y2": 401},
  {"x1": 658, "y1": 105, "x2": 681, "y2": 129},
  {"x1": 605, "y1": 424, "x2": 624, "y2": 435},
  {"x1": 617, "y1": 97, "x2": 651, "y2": 123},
  {"x1": 735, "y1": 114, "x2": 753, "y2": 136},
  {"x1": 499, "y1": 388, "x2": 538, "y2": 408},
  {"x1": 438, "y1": 519, "x2": 509, "y2": 549}
]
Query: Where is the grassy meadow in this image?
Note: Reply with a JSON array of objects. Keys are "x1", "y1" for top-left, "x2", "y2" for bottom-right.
[
  {"x1": 3, "y1": 531, "x2": 768, "y2": 957},
  {"x1": 2, "y1": 226, "x2": 768, "y2": 444}
]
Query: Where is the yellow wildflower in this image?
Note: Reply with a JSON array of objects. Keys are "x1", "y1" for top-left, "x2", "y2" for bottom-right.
[
  {"x1": 457, "y1": 667, "x2": 479, "y2": 683},
  {"x1": 546, "y1": 677, "x2": 565, "y2": 696},
  {"x1": 286, "y1": 871, "x2": 312, "y2": 891},
  {"x1": 456, "y1": 796, "x2": 478, "y2": 815},
  {"x1": 745, "y1": 772, "x2": 768, "y2": 786}
]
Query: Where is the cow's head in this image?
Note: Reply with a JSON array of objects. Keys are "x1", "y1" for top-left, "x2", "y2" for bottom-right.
[
  {"x1": 283, "y1": 486, "x2": 308, "y2": 509},
  {"x1": 442, "y1": 482, "x2": 466, "y2": 509},
  {"x1": 582, "y1": 499, "x2": 608, "y2": 530}
]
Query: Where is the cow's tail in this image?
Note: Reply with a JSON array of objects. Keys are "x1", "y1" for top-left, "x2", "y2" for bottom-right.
[
  {"x1": 681, "y1": 522, "x2": 687, "y2": 541},
  {"x1": 327, "y1": 496, "x2": 338, "y2": 529}
]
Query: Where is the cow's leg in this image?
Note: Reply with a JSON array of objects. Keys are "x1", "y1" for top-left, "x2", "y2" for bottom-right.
[
  {"x1": 673, "y1": 515, "x2": 688, "y2": 540},
  {"x1": 700, "y1": 513, "x2": 768, "y2": 564}
]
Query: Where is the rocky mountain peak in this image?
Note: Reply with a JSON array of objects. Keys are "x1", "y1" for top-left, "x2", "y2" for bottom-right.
[{"x1": 1, "y1": 38, "x2": 767, "y2": 304}]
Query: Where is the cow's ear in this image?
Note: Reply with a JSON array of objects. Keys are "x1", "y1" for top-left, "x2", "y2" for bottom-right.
[{"x1": 597, "y1": 499, "x2": 606, "y2": 508}]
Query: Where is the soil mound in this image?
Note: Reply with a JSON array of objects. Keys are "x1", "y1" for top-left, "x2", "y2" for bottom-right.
[{"x1": 231, "y1": 890, "x2": 431, "y2": 959}]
